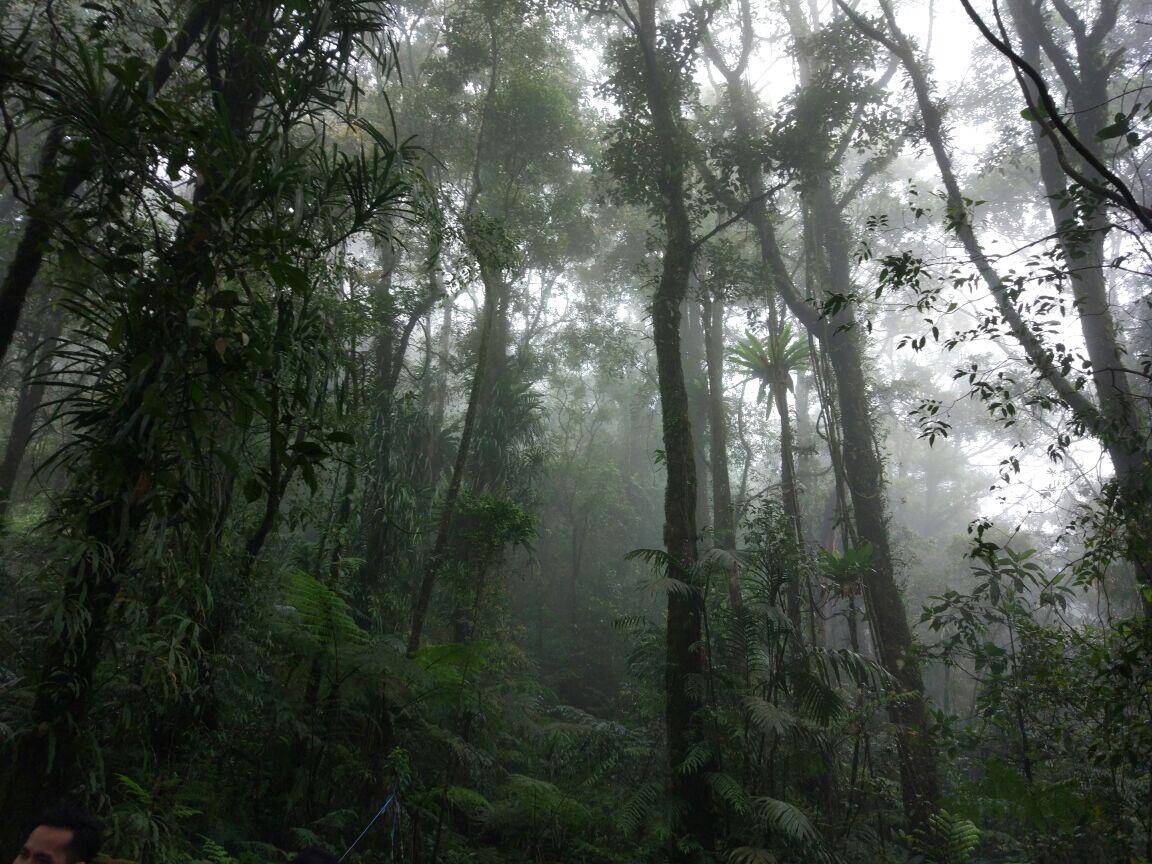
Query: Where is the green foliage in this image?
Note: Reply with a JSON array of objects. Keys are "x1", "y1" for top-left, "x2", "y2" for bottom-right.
[
  {"x1": 484, "y1": 774, "x2": 591, "y2": 842},
  {"x1": 456, "y1": 490, "x2": 536, "y2": 550},
  {"x1": 923, "y1": 540, "x2": 1152, "y2": 859},
  {"x1": 104, "y1": 773, "x2": 202, "y2": 863},
  {"x1": 910, "y1": 810, "x2": 979, "y2": 864},
  {"x1": 769, "y1": 17, "x2": 903, "y2": 179},
  {"x1": 282, "y1": 570, "x2": 368, "y2": 652},
  {"x1": 755, "y1": 797, "x2": 820, "y2": 847},
  {"x1": 728, "y1": 848, "x2": 777, "y2": 864},
  {"x1": 728, "y1": 325, "x2": 810, "y2": 410}
]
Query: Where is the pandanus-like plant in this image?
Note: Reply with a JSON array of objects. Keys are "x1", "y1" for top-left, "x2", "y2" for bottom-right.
[{"x1": 728, "y1": 323, "x2": 810, "y2": 413}]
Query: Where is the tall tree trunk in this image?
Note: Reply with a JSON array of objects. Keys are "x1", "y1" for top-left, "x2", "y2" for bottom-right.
[
  {"x1": 634, "y1": 0, "x2": 714, "y2": 854},
  {"x1": 702, "y1": 294, "x2": 734, "y2": 552},
  {"x1": 470, "y1": 261, "x2": 512, "y2": 493},
  {"x1": 702, "y1": 292, "x2": 743, "y2": 616},
  {"x1": 431, "y1": 297, "x2": 453, "y2": 435},
  {"x1": 771, "y1": 374, "x2": 804, "y2": 633},
  {"x1": 684, "y1": 299, "x2": 713, "y2": 531},
  {"x1": 806, "y1": 178, "x2": 940, "y2": 830}
]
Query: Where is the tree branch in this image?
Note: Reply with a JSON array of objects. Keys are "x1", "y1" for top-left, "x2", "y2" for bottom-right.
[{"x1": 960, "y1": 0, "x2": 1152, "y2": 233}]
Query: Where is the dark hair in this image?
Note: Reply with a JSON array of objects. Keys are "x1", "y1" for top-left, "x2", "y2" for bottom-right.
[
  {"x1": 31, "y1": 806, "x2": 103, "y2": 863},
  {"x1": 291, "y1": 848, "x2": 338, "y2": 864}
]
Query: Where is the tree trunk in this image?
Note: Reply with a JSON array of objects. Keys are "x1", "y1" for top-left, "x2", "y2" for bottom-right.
[
  {"x1": 702, "y1": 294, "x2": 734, "y2": 552},
  {"x1": 1006, "y1": 0, "x2": 1152, "y2": 611},
  {"x1": 0, "y1": 310, "x2": 61, "y2": 525},
  {"x1": 702, "y1": 292, "x2": 743, "y2": 616},
  {"x1": 431, "y1": 297, "x2": 453, "y2": 430},
  {"x1": 406, "y1": 276, "x2": 495, "y2": 656},
  {"x1": 700, "y1": 3, "x2": 940, "y2": 826},
  {"x1": 683, "y1": 299, "x2": 713, "y2": 531},
  {"x1": 772, "y1": 377, "x2": 804, "y2": 634},
  {"x1": 808, "y1": 178, "x2": 940, "y2": 830},
  {"x1": 470, "y1": 260, "x2": 512, "y2": 493},
  {"x1": 428, "y1": 293, "x2": 453, "y2": 478},
  {"x1": 634, "y1": 0, "x2": 714, "y2": 854}
]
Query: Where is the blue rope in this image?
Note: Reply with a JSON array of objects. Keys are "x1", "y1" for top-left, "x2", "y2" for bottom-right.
[{"x1": 338, "y1": 792, "x2": 400, "y2": 862}]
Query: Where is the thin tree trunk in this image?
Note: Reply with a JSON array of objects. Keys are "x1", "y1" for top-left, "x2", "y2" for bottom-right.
[
  {"x1": 702, "y1": 294, "x2": 733, "y2": 552},
  {"x1": 0, "y1": 309, "x2": 61, "y2": 525},
  {"x1": 0, "y1": 0, "x2": 220, "y2": 364},
  {"x1": 406, "y1": 277, "x2": 495, "y2": 656},
  {"x1": 702, "y1": 292, "x2": 742, "y2": 617},
  {"x1": 684, "y1": 298, "x2": 712, "y2": 530}
]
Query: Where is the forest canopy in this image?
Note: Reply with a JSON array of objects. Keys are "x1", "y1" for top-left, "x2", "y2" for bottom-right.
[{"x1": 0, "y1": 0, "x2": 1149, "y2": 862}]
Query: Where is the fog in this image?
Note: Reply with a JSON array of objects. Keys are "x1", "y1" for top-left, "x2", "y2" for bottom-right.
[{"x1": 0, "y1": 0, "x2": 1149, "y2": 861}]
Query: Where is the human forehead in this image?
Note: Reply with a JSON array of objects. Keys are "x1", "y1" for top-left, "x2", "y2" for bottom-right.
[{"x1": 22, "y1": 825, "x2": 75, "y2": 864}]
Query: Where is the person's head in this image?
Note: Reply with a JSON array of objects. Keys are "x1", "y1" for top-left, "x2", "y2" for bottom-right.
[
  {"x1": 14, "y1": 806, "x2": 102, "y2": 864},
  {"x1": 290, "y1": 848, "x2": 338, "y2": 864}
]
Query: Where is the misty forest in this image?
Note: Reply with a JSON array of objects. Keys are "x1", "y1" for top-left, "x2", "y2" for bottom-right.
[{"x1": 1, "y1": 0, "x2": 1151, "y2": 862}]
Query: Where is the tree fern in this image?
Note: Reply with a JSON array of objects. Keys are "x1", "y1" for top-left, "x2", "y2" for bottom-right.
[
  {"x1": 282, "y1": 569, "x2": 367, "y2": 651},
  {"x1": 445, "y1": 785, "x2": 491, "y2": 819}
]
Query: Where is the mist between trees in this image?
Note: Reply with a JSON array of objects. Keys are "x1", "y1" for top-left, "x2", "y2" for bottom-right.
[{"x1": 0, "y1": 0, "x2": 1149, "y2": 862}]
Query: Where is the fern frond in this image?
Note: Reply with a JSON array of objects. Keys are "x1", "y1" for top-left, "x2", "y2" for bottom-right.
[
  {"x1": 676, "y1": 741, "x2": 711, "y2": 776},
  {"x1": 728, "y1": 847, "x2": 777, "y2": 864},
  {"x1": 626, "y1": 546, "x2": 678, "y2": 570},
  {"x1": 911, "y1": 810, "x2": 979, "y2": 864},
  {"x1": 744, "y1": 696, "x2": 788, "y2": 736},
  {"x1": 754, "y1": 797, "x2": 819, "y2": 846},
  {"x1": 790, "y1": 666, "x2": 846, "y2": 725},
  {"x1": 282, "y1": 569, "x2": 367, "y2": 650},
  {"x1": 709, "y1": 772, "x2": 750, "y2": 816},
  {"x1": 616, "y1": 780, "x2": 661, "y2": 834},
  {"x1": 816, "y1": 646, "x2": 893, "y2": 693}
]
